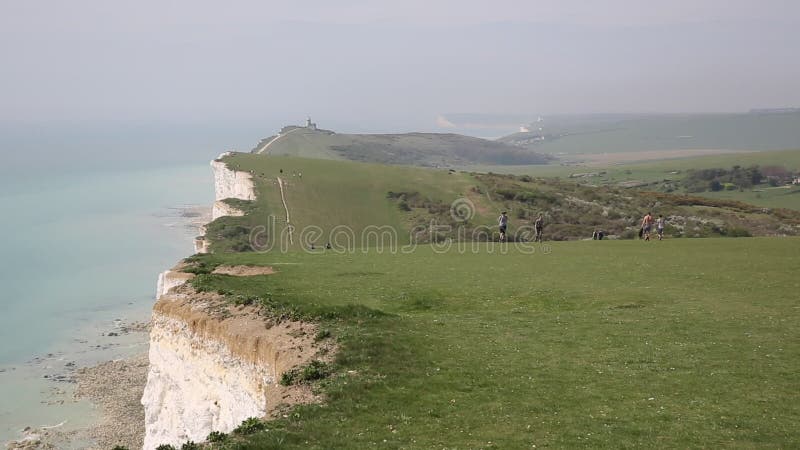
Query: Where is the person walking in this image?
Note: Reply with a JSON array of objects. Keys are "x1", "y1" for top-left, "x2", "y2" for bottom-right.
[
  {"x1": 534, "y1": 214, "x2": 544, "y2": 242},
  {"x1": 641, "y1": 212, "x2": 654, "y2": 241},
  {"x1": 656, "y1": 215, "x2": 666, "y2": 240},
  {"x1": 498, "y1": 211, "x2": 509, "y2": 242}
]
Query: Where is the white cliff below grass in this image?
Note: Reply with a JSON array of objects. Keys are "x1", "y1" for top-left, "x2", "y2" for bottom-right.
[
  {"x1": 155, "y1": 270, "x2": 195, "y2": 299},
  {"x1": 211, "y1": 154, "x2": 256, "y2": 203},
  {"x1": 193, "y1": 153, "x2": 258, "y2": 254},
  {"x1": 141, "y1": 285, "x2": 325, "y2": 450},
  {"x1": 142, "y1": 154, "x2": 329, "y2": 449},
  {"x1": 211, "y1": 200, "x2": 246, "y2": 221}
]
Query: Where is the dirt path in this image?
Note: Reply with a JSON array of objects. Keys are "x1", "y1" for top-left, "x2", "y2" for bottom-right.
[
  {"x1": 277, "y1": 177, "x2": 293, "y2": 244},
  {"x1": 256, "y1": 127, "x2": 301, "y2": 154}
]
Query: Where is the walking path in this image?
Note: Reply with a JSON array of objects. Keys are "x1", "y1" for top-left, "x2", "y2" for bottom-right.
[
  {"x1": 277, "y1": 177, "x2": 293, "y2": 244},
  {"x1": 256, "y1": 127, "x2": 301, "y2": 154}
]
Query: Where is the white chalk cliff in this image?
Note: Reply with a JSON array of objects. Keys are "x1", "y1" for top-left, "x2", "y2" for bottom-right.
[
  {"x1": 141, "y1": 285, "x2": 319, "y2": 449},
  {"x1": 211, "y1": 154, "x2": 255, "y2": 219},
  {"x1": 192, "y1": 154, "x2": 256, "y2": 254},
  {"x1": 142, "y1": 153, "x2": 319, "y2": 449}
]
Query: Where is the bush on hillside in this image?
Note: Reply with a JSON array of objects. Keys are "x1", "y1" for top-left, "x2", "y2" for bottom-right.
[
  {"x1": 207, "y1": 431, "x2": 228, "y2": 443},
  {"x1": 234, "y1": 417, "x2": 266, "y2": 435}
]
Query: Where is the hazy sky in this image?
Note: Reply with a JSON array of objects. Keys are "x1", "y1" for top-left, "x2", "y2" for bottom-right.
[{"x1": 2, "y1": 0, "x2": 800, "y2": 126}]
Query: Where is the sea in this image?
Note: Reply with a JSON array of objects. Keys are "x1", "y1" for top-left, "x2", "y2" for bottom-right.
[{"x1": 0, "y1": 121, "x2": 263, "y2": 444}]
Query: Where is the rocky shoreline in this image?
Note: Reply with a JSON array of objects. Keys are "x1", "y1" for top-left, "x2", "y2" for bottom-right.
[
  {"x1": 73, "y1": 354, "x2": 149, "y2": 450},
  {"x1": 4, "y1": 203, "x2": 209, "y2": 450}
]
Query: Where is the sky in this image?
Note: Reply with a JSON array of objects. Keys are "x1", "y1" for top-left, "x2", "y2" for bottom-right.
[{"x1": 2, "y1": 0, "x2": 800, "y2": 128}]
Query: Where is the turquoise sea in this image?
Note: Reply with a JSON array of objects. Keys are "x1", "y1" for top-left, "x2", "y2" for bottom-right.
[{"x1": 0, "y1": 162, "x2": 214, "y2": 442}]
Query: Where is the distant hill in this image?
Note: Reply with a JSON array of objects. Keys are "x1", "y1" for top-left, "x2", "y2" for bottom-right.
[
  {"x1": 250, "y1": 125, "x2": 552, "y2": 167},
  {"x1": 497, "y1": 112, "x2": 800, "y2": 155}
]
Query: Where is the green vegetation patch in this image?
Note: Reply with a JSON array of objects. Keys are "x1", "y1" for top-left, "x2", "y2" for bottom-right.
[{"x1": 187, "y1": 239, "x2": 800, "y2": 448}]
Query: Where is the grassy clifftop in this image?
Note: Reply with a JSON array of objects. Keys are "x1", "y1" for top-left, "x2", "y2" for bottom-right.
[
  {"x1": 204, "y1": 153, "x2": 799, "y2": 253},
  {"x1": 184, "y1": 238, "x2": 800, "y2": 448},
  {"x1": 251, "y1": 127, "x2": 552, "y2": 167},
  {"x1": 182, "y1": 151, "x2": 800, "y2": 449}
]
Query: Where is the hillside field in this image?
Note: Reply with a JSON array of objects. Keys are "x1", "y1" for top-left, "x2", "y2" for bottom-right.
[
  {"x1": 464, "y1": 149, "x2": 800, "y2": 211},
  {"x1": 251, "y1": 127, "x2": 551, "y2": 167},
  {"x1": 206, "y1": 153, "x2": 800, "y2": 253},
  {"x1": 185, "y1": 238, "x2": 800, "y2": 449}
]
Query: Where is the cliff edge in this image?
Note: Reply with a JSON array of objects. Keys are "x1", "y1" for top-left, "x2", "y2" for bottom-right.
[{"x1": 143, "y1": 153, "x2": 326, "y2": 449}]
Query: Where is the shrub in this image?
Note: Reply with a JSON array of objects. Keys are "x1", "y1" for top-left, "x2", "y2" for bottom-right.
[
  {"x1": 280, "y1": 360, "x2": 331, "y2": 386},
  {"x1": 314, "y1": 329, "x2": 332, "y2": 341},
  {"x1": 232, "y1": 295, "x2": 259, "y2": 306},
  {"x1": 112, "y1": 447, "x2": 130, "y2": 450},
  {"x1": 234, "y1": 417, "x2": 266, "y2": 435},
  {"x1": 181, "y1": 442, "x2": 201, "y2": 450},
  {"x1": 725, "y1": 227, "x2": 752, "y2": 237},
  {"x1": 207, "y1": 431, "x2": 228, "y2": 443},
  {"x1": 155, "y1": 446, "x2": 177, "y2": 450},
  {"x1": 495, "y1": 189, "x2": 517, "y2": 200},
  {"x1": 182, "y1": 261, "x2": 213, "y2": 275},
  {"x1": 190, "y1": 274, "x2": 216, "y2": 293}
]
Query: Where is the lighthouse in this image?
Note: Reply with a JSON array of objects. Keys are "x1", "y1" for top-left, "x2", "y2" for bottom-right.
[{"x1": 305, "y1": 117, "x2": 317, "y2": 130}]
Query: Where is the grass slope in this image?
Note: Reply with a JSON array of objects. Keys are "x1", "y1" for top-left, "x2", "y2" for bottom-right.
[
  {"x1": 251, "y1": 127, "x2": 551, "y2": 167},
  {"x1": 187, "y1": 238, "x2": 800, "y2": 449},
  {"x1": 213, "y1": 154, "x2": 483, "y2": 251},
  {"x1": 205, "y1": 154, "x2": 800, "y2": 252},
  {"x1": 467, "y1": 149, "x2": 800, "y2": 211}
]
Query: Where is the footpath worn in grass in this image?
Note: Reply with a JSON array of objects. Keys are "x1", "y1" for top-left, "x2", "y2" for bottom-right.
[{"x1": 192, "y1": 238, "x2": 799, "y2": 449}]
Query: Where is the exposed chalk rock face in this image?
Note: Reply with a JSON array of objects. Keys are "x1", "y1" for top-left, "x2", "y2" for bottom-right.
[
  {"x1": 195, "y1": 154, "x2": 257, "y2": 254},
  {"x1": 193, "y1": 236, "x2": 210, "y2": 254},
  {"x1": 142, "y1": 315, "x2": 273, "y2": 449},
  {"x1": 212, "y1": 200, "x2": 245, "y2": 221},
  {"x1": 211, "y1": 156, "x2": 256, "y2": 203},
  {"x1": 141, "y1": 287, "x2": 325, "y2": 450},
  {"x1": 155, "y1": 270, "x2": 195, "y2": 299}
]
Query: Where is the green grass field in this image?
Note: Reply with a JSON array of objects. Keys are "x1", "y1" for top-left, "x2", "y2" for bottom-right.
[
  {"x1": 188, "y1": 238, "x2": 800, "y2": 449},
  {"x1": 215, "y1": 154, "x2": 485, "y2": 251}
]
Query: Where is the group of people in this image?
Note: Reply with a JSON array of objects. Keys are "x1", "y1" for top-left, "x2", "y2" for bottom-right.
[
  {"x1": 640, "y1": 212, "x2": 666, "y2": 241},
  {"x1": 498, "y1": 211, "x2": 544, "y2": 243},
  {"x1": 496, "y1": 210, "x2": 667, "y2": 242}
]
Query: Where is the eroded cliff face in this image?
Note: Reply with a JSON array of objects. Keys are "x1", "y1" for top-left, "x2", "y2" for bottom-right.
[
  {"x1": 142, "y1": 285, "x2": 322, "y2": 449},
  {"x1": 155, "y1": 270, "x2": 195, "y2": 299},
  {"x1": 211, "y1": 154, "x2": 256, "y2": 203},
  {"x1": 142, "y1": 153, "x2": 324, "y2": 449},
  {"x1": 211, "y1": 200, "x2": 246, "y2": 221},
  {"x1": 193, "y1": 154, "x2": 257, "y2": 254}
]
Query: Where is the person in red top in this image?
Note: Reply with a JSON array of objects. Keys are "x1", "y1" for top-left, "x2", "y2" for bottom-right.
[{"x1": 641, "y1": 212, "x2": 654, "y2": 241}]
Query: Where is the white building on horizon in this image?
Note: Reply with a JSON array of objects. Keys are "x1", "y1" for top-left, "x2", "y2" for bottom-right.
[{"x1": 305, "y1": 116, "x2": 317, "y2": 130}]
